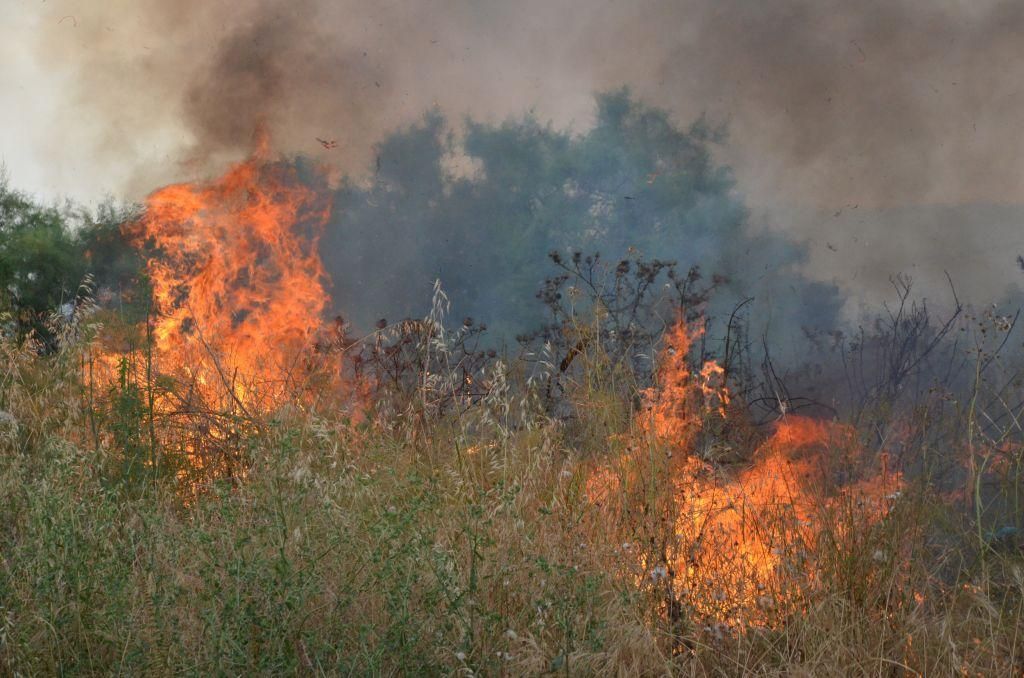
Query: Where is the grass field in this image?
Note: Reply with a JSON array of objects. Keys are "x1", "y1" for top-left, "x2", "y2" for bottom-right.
[{"x1": 1, "y1": 309, "x2": 1022, "y2": 677}]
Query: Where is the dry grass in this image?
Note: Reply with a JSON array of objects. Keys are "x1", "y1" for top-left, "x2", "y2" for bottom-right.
[{"x1": 0, "y1": 317, "x2": 1022, "y2": 676}]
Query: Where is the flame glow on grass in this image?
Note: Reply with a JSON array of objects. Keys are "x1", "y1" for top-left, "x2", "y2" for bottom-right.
[{"x1": 589, "y1": 317, "x2": 903, "y2": 627}]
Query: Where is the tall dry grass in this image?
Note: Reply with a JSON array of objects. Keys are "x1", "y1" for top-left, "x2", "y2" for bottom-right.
[{"x1": 0, "y1": 302, "x2": 1022, "y2": 676}]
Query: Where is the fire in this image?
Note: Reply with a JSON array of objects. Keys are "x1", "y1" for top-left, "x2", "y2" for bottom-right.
[
  {"x1": 127, "y1": 130, "x2": 331, "y2": 411},
  {"x1": 590, "y1": 317, "x2": 902, "y2": 627},
  {"x1": 641, "y1": 319, "x2": 732, "y2": 456}
]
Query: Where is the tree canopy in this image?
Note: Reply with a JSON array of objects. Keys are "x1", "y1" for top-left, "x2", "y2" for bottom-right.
[
  {"x1": 322, "y1": 90, "x2": 840, "y2": 341},
  {"x1": 1, "y1": 90, "x2": 842, "y2": 352},
  {"x1": 0, "y1": 174, "x2": 143, "y2": 344}
]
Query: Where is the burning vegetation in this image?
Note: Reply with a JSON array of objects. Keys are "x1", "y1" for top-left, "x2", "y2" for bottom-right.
[
  {"x1": 71, "y1": 134, "x2": 360, "y2": 485},
  {"x1": 128, "y1": 130, "x2": 331, "y2": 412},
  {"x1": 1, "y1": 112, "x2": 1023, "y2": 674},
  {"x1": 588, "y1": 319, "x2": 905, "y2": 630}
]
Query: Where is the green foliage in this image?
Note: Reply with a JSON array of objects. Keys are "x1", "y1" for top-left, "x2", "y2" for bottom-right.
[
  {"x1": 0, "y1": 175, "x2": 145, "y2": 345},
  {"x1": 324, "y1": 91, "x2": 793, "y2": 337},
  {"x1": 0, "y1": 91, "x2": 839, "y2": 349},
  {"x1": 76, "y1": 201, "x2": 149, "y2": 320},
  {"x1": 96, "y1": 354, "x2": 156, "y2": 490},
  {"x1": 0, "y1": 178, "x2": 83, "y2": 342}
]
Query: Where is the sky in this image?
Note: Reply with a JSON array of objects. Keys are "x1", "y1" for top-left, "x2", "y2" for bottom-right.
[{"x1": 2, "y1": 0, "x2": 1022, "y2": 309}]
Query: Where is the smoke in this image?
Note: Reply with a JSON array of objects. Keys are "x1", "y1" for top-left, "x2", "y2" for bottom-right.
[
  {"x1": 15, "y1": 0, "x2": 1024, "y2": 312},
  {"x1": 650, "y1": 0, "x2": 1024, "y2": 209}
]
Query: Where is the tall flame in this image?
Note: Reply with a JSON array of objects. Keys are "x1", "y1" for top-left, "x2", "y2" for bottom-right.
[{"x1": 128, "y1": 132, "x2": 330, "y2": 410}]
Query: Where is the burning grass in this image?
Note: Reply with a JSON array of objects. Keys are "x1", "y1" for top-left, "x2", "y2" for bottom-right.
[
  {"x1": 0, "y1": 154, "x2": 1022, "y2": 675},
  {"x1": 1, "y1": 304, "x2": 1023, "y2": 675},
  {"x1": 586, "y1": 320, "x2": 909, "y2": 630}
]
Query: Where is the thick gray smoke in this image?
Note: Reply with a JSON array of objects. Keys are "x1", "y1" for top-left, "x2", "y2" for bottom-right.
[{"x1": 16, "y1": 0, "x2": 1024, "y2": 316}]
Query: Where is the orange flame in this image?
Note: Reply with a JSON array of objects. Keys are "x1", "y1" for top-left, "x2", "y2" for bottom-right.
[
  {"x1": 641, "y1": 318, "x2": 730, "y2": 449},
  {"x1": 128, "y1": 131, "x2": 331, "y2": 410},
  {"x1": 590, "y1": 317, "x2": 902, "y2": 626}
]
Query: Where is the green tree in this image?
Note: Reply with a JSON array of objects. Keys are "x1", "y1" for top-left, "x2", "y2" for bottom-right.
[
  {"x1": 0, "y1": 176, "x2": 84, "y2": 343},
  {"x1": 321, "y1": 90, "x2": 840, "y2": 342},
  {"x1": 0, "y1": 174, "x2": 145, "y2": 346}
]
